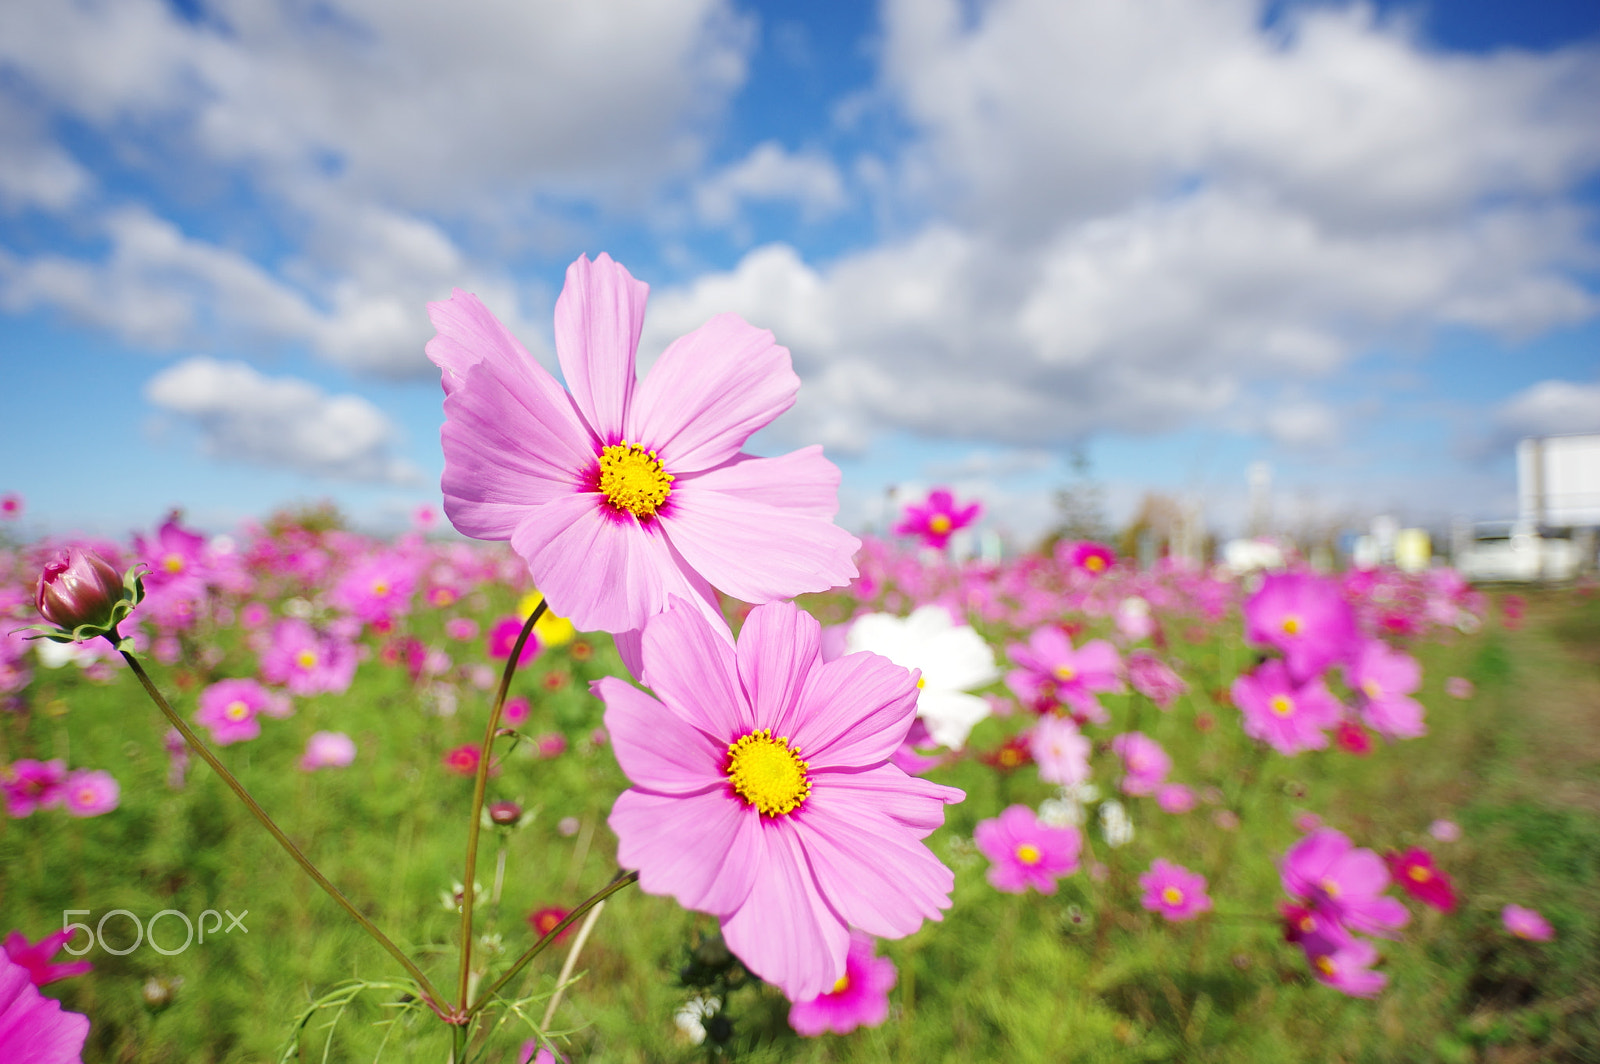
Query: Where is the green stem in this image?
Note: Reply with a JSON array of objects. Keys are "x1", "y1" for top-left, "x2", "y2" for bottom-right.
[
  {"x1": 457, "y1": 600, "x2": 547, "y2": 1011},
  {"x1": 116, "y1": 644, "x2": 449, "y2": 1015},
  {"x1": 467, "y1": 869, "x2": 638, "y2": 1019}
]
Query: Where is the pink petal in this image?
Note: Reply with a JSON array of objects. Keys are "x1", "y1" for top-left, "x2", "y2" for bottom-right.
[
  {"x1": 736, "y1": 601, "x2": 821, "y2": 738},
  {"x1": 807, "y1": 763, "x2": 962, "y2": 838},
  {"x1": 426, "y1": 289, "x2": 542, "y2": 393},
  {"x1": 598, "y1": 677, "x2": 725, "y2": 793},
  {"x1": 684, "y1": 447, "x2": 842, "y2": 519},
  {"x1": 440, "y1": 359, "x2": 596, "y2": 540},
  {"x1": 721, "y1": 820, "x2": 849, "y2": 1000},
  {"x1": 639, "y1": 597, "x2": 748, "y2": 743},
  {"x1": 509, "y1": 496, "x2": 692, "y2": 634},
  {"x1": 792, "y1": 792, "x2": 954, "y2": 938},
  {"x1": 609, "y1": 788, "x2": 759, "y2": 917},
  {"x1": 662, "y1": 480, "x2": 860, "y2": 605},
  {"x1": 552, "y1": 253, "x2": 647, "y2": 440},
  {"x1": 791, "y1": 652, "x2": 920, "y2": 771},
  {"x1": 627, "y1": 313, "x2": 798, "y2": 472}
]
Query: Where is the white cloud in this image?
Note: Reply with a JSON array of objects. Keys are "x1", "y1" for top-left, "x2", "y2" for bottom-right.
[
  {"x1": 143, "y1": 356, "x2": 423, "y2": 484},
  {"x1": 693, "y1": 141, "x2": 847, "y2": 225},
  {"x1": 1495, "y1": 379, "x2": 1600, "y2": 439}
]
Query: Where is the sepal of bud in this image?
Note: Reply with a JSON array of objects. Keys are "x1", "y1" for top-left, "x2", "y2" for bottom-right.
[{"x1": 21, "y1": 549, "x2": 146, "y2": 648}]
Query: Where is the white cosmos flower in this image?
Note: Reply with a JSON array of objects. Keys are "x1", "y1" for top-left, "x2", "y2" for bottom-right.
[{"x1": 845, "y1": 604, "x2": 1000, "y2": 750}]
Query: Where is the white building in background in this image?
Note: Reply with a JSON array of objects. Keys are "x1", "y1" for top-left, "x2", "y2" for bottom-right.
[{"x1": 1456, "y1": 433, "x2": 1600, "y2": 583}]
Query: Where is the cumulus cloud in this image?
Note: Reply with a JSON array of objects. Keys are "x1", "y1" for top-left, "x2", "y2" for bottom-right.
[
  {"x1": 1495, "y1": 379, "x2": 1600, "y2": 438},
  {"x1": 693, "y1": 141, "x2": 848, "y2": 225},
  {"x1": 144, "y1": 357, "x2": 423, "y2": 484}
]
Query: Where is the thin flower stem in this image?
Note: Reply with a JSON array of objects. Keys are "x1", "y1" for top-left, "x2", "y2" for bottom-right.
[
  {"x1": 468, "y1": 869, "x2": 639, "y2": 1020},
  {"x1": 539, "y1": 897, "x2": 607, "y2": 1029},
  {"x1": 115, "y1": 645, "x2": 449, "y2": 1014},
  {"x1": 457, "y1": 600, "x2": 547, "y2": 1011}
]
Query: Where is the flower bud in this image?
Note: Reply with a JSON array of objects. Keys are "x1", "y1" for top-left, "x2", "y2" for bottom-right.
[
  {"x1": 488, "y1": 800, "x2": 522, "y2": 826},
  {"x1": 36, "y1": 548, "x2": 127, "y2": 632}
]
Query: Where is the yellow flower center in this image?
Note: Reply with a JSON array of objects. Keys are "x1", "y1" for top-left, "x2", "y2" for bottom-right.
[
  {"x1": 916, "y1": 676, "x2": 926, "y2": 689},
  {"x1": 224, "y1": 700, "x2": 250, "y2": 722},
  {"x1": 1314, "y1": 955, "x2": 1337, "y2": 977},
  {"x1": 726, "y1": 730, "x2": 810, "y2": 816},
  {"x1": 831, "y1": 974, "x2": 850, "y2": 995},
  {"x1": 1361, "y1": 679, "x2": 1381, "y2": 698},
  {"x1": 1281, "y1": 615, "x2": 1301, "y2": 636},
  {"x1": 1162, "y1": 886, "x2": 1184, "y2": 906},
  {"x1": 1269, "y1": 695, "x2": 1294, "y2": 716},
  {"x1": 929, "y1": 514, "x2": 952, "y2": 534},
  {"x1": 1054, "y1": 664, "x2": 1076, "y2": 682},
  {"x1": 1298, "y1": 915, "x2": 1316, "y2": 933},
  {"x1": 598, "y1": 441, "x2": 673, "y2": 518},
  {"x1": 296, "y1": 649, "x2": 319, "y2": 670},
  {"x1": 1320, "y1": 878, "x2": 1340, "y2": 899},
  {"x1": 1408, "y1": 865, "x2": 1431, "y2": 882},
  {"x1": 77, "y1": 788, "x2": 98, "y2": 805},
  {"x1": 1016, "y1": 843, "x2": 1042, "y2": 865},
  {"x1": 162, "y1": 553, "x2": 185, "y2": 574},
  {"x1": 1085, "y1": 554, "x2": 1105, "y2": 572},
  {"x1": 372, "y1": 580, "x2": 389, "y2": 597}
]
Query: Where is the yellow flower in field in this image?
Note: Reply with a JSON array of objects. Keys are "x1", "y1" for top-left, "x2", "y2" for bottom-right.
[{"x1": 518, "y1": 590, "x2": 575, "y2": 647}]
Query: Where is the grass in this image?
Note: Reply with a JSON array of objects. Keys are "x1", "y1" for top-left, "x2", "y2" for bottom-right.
[{"x1": 3, "y1": 584, "x2": 1598, "y2": 1063}]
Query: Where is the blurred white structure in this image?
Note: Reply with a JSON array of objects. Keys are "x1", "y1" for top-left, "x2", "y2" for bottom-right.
[
  {"x1": 1456, "y1": 521, "x2": 1582, "y2": 582},
  {"x1": 1518, "y1": 434, "x2": 1600, "y2": 529}
]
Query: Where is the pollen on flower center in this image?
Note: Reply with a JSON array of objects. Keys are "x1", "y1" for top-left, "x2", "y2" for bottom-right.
[
  {"x1": 1015, "y1": 843, "x2": 1041, "y2": 865},
  {"x1": 1314, "y1": 955, "x2": 1337, "y2": 977},
  {"x1": 1054, "y1": 664, "x2": 1076, "y2": 682},
  {"x1": 1361, "y1": 679, "x2": 1381, "y2": 698},
  {"x1": 1408, "y1": 865, "x2": 1431, "y2": 882},
  {"x1": 1269, "y1": 695, "x2": 1294, "y2": 716},
  {"x1": 1281, "y1": 615, "x2": 1302, "y2": 636},
  {"x1": 296, "y1": 649, "x2": 319, "y2": 670},
  {"x1": 1162, "y1": 886, "x2": 1184, "y2": 905},
  {"x1": 929, "y1": 513, "x2": 952, "y2": 534},
  {"x1": 831, "y1": 974, "x2": 850, "y2": 995},
  {"x1": 1320, "y1": 877, "x2": 1341, "y2": 899},
  {"x1": 162, "y1": 553, "x2": 185, "y2": 574},
  {"x1": 224, "y1": 700, "x2": 250, "y2": 722},
  {"x1": 726, "y1": 730, "x2": 810, "y2": 816},
  {"x1": 1085, "y1": 555, "x2": 1105, "y2": 572},
  {"x1": 598, "y1": 441, "x2": 674, "y2": 519}
]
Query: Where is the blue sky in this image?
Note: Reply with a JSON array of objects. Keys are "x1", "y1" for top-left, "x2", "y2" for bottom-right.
[{"x1": 2, "y1": 0, "x2": 1598, "y2": 546}]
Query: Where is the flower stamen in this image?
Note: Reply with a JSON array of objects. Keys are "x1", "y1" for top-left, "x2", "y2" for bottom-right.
[
  {"x1": 726, "y1": 730, "x2": 810, "y2": 816},
  {"x1": 599, "y1": 441, "x2": 673, "y2": 519}
]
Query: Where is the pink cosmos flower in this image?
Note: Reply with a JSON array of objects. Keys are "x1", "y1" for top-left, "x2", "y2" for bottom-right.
[
  {"x1": 0, "y1": 950, "x2": 90, "y2": 1062},
  {"x1": 300, "y1": 731, "x2": 356, "y2": 770},
  {"x1": 0, "y1": 492, "x2": 21, "y2": 519},
  {"x1": 534, "y1": 732, "x2": 568, "y2": 759},
  {"x1": 1243, "y1": 572, "x2": 1358, "y2": 682},
  {"x1": 1303, "y1": 936, "x2": 1387, "y2": 997},
  {"x1": 3, "y1": 930, "x2": 91, "y2": 986},
  {"x1": 1111, "y1": 732, "x2": 1170, "y2": 796},
  {"x1": 1127, "y1": 649, "x2": 1186, "y2": 709},
  {"x1": 444, "y1": 617, "x2": 479, "y2": 641},
  {"x1": 427, "y1": 254, "x2": 859, "y2": 640},
  {"x1": 2, "y1": 759, "x2": 68, "y2": 817},
  {"x1": 1502, "y1": 903, "x2": 1553, "y2": 941},
  {"x1": 1029, "y1": 714, "x2": 1092, "y2": 786},
  {"x1": 974, "y1": 804, "x2": 1083, "y2": 894},
  {"x1": 599, "y1": 597, "x2": 962, "y2": 1001},
  {"x1": 788, "y1": 931, "x2": 897, "y2": 1036},
  {"x1": 486, "y1": 616, "x2": 541, "y2": 664},
  {"x1": 1281, "y1": 828, "x2": 1409, "y2": 939},
  {"x1": 1156, "y1": 783, "x2": 1197, "y2": 814},
  {"x1": 1139, "y1": 859, "x2": 1212, "y2": 921},
  {"x1": 1345, "y1": 639, "x2": 1425, "y2": 740},
  {"x1": 195, "y1": 678, "x2": 289, "y2": 746},
  {"x1": 1231, "y1": 660, "x2": 1343, "y2": 756},
  {"x1": 1334, "y1": 720, "x2": 1373, "y2": 755},
  {"x1": 259, "y1": 619, "x2": 357, "y2": 696},
  {"x1": 442, "y1": 745, "x2": 487, "y2": 776},
  {"x1": 1429, "y1": 819, "x2": 1461, "y2": 842},
  {"x1": 893, "y1": 488, "x2": 980, "y2": 550},
  {"x1": 62, "y1": 769, "x2": 118, "y2": 817},
  {"x1": 1067, "y1": 541, "x2": 1115, "y2": 577},
  {"x1": 1384, "y1": 848, "x2": 1457, "y2": 913},
  {"x1": 1445, "y1": 677, "x2": 1474, "y2": 700},
  {"x1": 1006, "y1": 626, "x2": 1122, "y2": 723},
  {"x1": 503, "y1": 695, "x2": 531, "y2": 728},
  {"x1": 331, "y1": 552, "x2": 417, "y2": 626}
]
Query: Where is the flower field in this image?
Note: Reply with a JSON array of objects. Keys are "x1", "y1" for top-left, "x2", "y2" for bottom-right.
[{"x1": 3, "y1": 507, "x2": 1599, "y2": 1063}]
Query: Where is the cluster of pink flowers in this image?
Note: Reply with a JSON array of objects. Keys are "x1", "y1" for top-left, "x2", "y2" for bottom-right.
[{"x1": 2, "y1": 758, "x2": 118, "y2": 819}]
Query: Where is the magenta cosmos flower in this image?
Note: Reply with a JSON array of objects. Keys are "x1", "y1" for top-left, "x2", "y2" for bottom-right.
[
  {"x1": 2, "y1": 759, "x2": 68, "y2": 817},
  {"x1": 1066, "y1": 541, "x2": 1116, "y2": 577},
  {"x1": 974, "y1": 804, "x2": 1082, "y2": 894},
  {"x1": 599, "y1": 597, "x2": 962, "y2": 1001},
  {"x1": 787, "y1": 931, "x2": 897, "y2": 1036},
  {"x1": 0, "y1": 950, "x2": 89, "y2": 1063},
  {"x1": 1502, "y1": 903, "x2": 1554, "y2": 941},
  {"x1": 258, "y1": 619, "x2": 357, "y2": 696},
  {"x1": 1345, "y1": 638, "x2": 1426, "y2": 740},
  {"x1": 893, "y1": 488, "x2": 980, "y2": 550},
  {"x1": 1139, "y1": 859, "x2": 1212, "y2": 921},
  {"x1": 1384, "y1": 848, "x2": 1457, "y2": 913},
  {"x1": 62, "y1": 770, "x2": 118, "y2": 817},
  {"x1": 1243, "y1": 572, "x2": 1358, "y2": 681},
  {"x1": 3, "y1": 930, "x2": 91, "y2": 987},
  {"x1": 1111, "y1": 732, "x2": 1171, "y2": 796},
  {"x1": 427, "y1": 253, "x2": 859, "y2": 638},
  {"x1": 195, "y1": 678, "x2": 290, "y2": 746},
  {"x1": 1230, "y1": 659, "x2": 1343, "y2": 756},
  {"x1": 1005, "y1": 626, "x2": 1122, "y2": 723},
  {"x1": 1281, "y1": 828, "x2": 1408, "y2": 939},
  {"x1": 300, "y1": 731, "x2": 356, "y2": 770}
]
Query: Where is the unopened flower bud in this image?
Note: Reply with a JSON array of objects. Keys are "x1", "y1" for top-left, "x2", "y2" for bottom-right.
[
  {"x1": 488, "y1": 800, "x2": 522, "y2": 826},
  {"x1": 27, "y1": 548, "x2": 144, "y2": 649}
]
